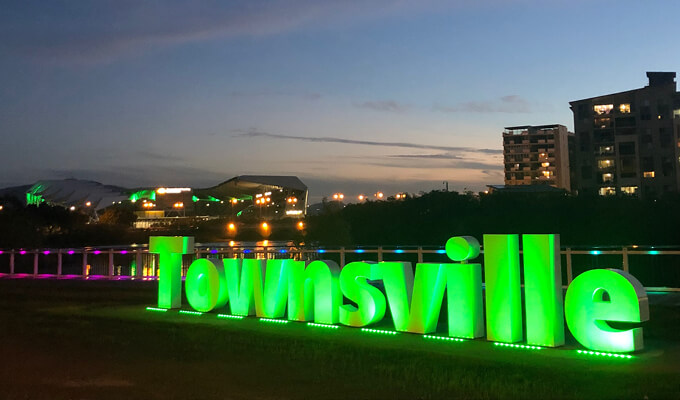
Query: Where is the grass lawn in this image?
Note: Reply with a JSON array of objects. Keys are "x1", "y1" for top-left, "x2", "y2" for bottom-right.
[{"x1": 0, "y1": 278, "x2": 679, "y2": 399}]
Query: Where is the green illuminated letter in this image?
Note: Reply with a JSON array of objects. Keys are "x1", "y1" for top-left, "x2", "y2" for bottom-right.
[
  {"x1": 339, "y1": 262, "x2": 386, "y2": 327},
  {"x1": 149, "y1": 236, "x2": 194, "y2": 309},
  {"x1": 262, "y1": 259, "x2": 305, "y2": 318},
  {"x1": 565, "y1": 269, "x2": 649, "y2": 353},
  {"x1": 483, "y1": 234, "x2": 522, "y2": 343},
  {"x1": 523, "y1": 234, "x2": 565, "y2": 347},
  {"x1": 185, "y1": 258, "x2": 228, "y2": 312},
  {"x1": 288, "y1": 260, "x2": 342, "y2": 324},
  {"x1": 223, "y1": 259, "x2": 265, "y2": 316}
]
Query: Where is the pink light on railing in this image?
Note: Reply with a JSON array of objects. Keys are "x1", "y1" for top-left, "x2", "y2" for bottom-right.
[
  {"x1": 43, "y1": 251, "x2": 50, "y2": 255},
  {"x1": 93, "y1": 250, "x2": 101, "y2": 255},
  {"x1": 20, "y1": 250, "x2": 26, "y2": 255},
  {"x1": 120, "y1": 250, "x2": 128, "y2": 255},
  {"x1": 68, "y1": 250, "x2": 75, "y2": 255}
]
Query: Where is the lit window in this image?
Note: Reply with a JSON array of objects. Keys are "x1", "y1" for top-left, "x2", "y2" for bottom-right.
[
  {"x1": 619, "y1": 104, "x2": 631, "y2": 114},
  {"x1": 594, "y1": 117, "x2": 612, "y2": 128},
  {"x1": 541, "y1": 162, "x2": 550, "y2": 167},
  {"x1": 598, "y1": 187, "x2": 616, "y2": 196},
  {"x1": 643, "y1": 171, "x2": 655, "y2": 178},
  {"x1": 598, "y1": 146, "x2": 614, "y2": 155},
  {"x1": 598, "y1": 159, "x2": 614, "y2": 169},
  {"x1": 620, "y1": 186, "x2": 638, "y2": 195},
  {"x1": 542, "y1": 171, "x2": 551, "y2": 177},
  {"x1": 602, "y1": 173, "x2": 613, "y2": 183},
  {"x1": 594, "y1": 104, "x2": 613, "y2": 115}
]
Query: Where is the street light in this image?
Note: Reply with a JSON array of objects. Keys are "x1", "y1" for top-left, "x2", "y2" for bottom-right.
[
  {"x1": 375, "y1": 192, "x2": 384, "y2": 199},
  {"x1": 297, "y1": 221, "x2": 305, "y2": 230},
  {"x1": 332, "y1": 193, "x2": 344, "y2": 201}
]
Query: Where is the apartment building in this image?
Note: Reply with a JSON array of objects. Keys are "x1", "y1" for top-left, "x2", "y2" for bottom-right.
[
  {"x1": 503, "y1": 124, "x2": 573, "y2": 191},
  {"x1": 569, "y1": 72, "x2": 680, "y2": 197}
]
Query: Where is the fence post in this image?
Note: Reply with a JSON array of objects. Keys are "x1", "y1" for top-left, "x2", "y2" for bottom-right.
[
  {"x1": 377, "y1": 246, "x2": 383, "y2": 263},
  {"x1": 108, "y1": 249, "x2": 115, "y2": 277},
  {"x1": 340, "y1": 247, "x2": 345, "y2": 267},
  {"x1": 57, "y1": 249, "x2": 63, "y2": 276},
  {"x1": 82, "y1": 251, "x2": 88, "y2": 277},
  {"x1": 417, "y1": 247, "x2": 423, "y2": 263},
  {"x1": 135, "y1": 249, "x2": 143, "y2": 278},
  {"x1": 566, "y1": 248, "x2": 573, "y2": 284},
  {"x1": 9, "y1": 250, "x2": 14, "y2": 275},
  {"x1": 33, "y1": 251, "x2": 39, "y2": 276},
  {"x1": 622, "y1": 247, "x2": 629, "y2": 273}
]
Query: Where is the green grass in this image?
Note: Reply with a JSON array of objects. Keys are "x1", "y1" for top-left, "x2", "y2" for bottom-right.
[{"x1": 0, "y1": 279, "x2": 679, "y2": 399}]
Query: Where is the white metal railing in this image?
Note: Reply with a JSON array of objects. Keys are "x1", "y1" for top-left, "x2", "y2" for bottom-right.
[{"x1": 0, "y1": 245, "x2": 679, "y2": 290}]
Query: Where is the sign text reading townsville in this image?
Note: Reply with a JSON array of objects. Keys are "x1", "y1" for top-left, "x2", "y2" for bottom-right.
[{"x1": 150, "y1": 234, "x2": 649, "y2": 353}]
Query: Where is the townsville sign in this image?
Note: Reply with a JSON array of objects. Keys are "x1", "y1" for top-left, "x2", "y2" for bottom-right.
[{"x1": 149, "y1": 234, "x2": 649, "y2": 354}]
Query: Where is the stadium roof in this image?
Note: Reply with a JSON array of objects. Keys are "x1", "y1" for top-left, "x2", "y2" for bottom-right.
[{"x1": 26, "y1": 179, "x2": 129, "y2": 211}]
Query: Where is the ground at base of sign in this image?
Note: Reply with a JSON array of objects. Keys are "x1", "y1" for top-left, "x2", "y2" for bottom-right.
[{"x1": 0, "y1": 279, "x2": 679, "y2": 400}]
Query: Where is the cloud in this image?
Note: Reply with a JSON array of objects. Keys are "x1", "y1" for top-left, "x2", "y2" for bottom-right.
[
  {"x1": 234, "y1": 130, "x2": 502, "y2": 154},
  {"x1": 434, "y1": 95, "x2": 531, "y2": 113},
  {"x1": 354, "y1": 100, "x2": 409, "y2": 113},
  {"x1": 230, "y1": 90, "x2": 322, "y2": 101},
  {"x1": 0, "y1": 1, "x2": 448, "y2": 65},
  {"x1": 388, "y1": 153, "x2": 463, "y2": 160}
]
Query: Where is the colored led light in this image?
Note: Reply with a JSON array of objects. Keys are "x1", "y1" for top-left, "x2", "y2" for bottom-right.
[
  {"x1": 179, "y1": 310, "x2": 203, "y2": 316},
  {"x1": 590, "y1": 250, "x2": 601, "y2": 255},
  {"x1": 436, "y1": 249, "x2": 446, "y2": 254},
  {"x1": 423, "y1": 335, "x2": 466, "y2": 342},
  {"x1": 355, "y1": 249, "x2": 365, "y2": 253},
  {"x1": 145, "y1": 307, "x2": 168, "y2": 312},
  {"x1": 217, "y1": 314, "x2": 245, "y2": 320},
  {"x1": 493, "y1": 342, "x2": 543, "y2": 350},
  {"x1": 0, "y1": 251, "x2": 3, "y2": 255},
  {"x1": 20, "y1": 251, "x2": 26, "y2": 255},
  {"x1": 120, "y1": 250, "x2": 128, "y2": 254},
  {"x1": 67, "y1": 250, "x2": 75, "y2": 255},
  {"x1": 318, "y1": 249, "x2": 326, "y2": 253},
  {"x1": 94, "y1": 250, "x2": 101, "y2": 255},
  {"x1": 576, "y1": 349, "x2": 633, "y2": 359},
  {"x1": 360, "y1": 328, "x2": 398, "y2": 335},
  {"x1": 243, "y1": 249, "x2": 251, "y2": 254},
  {"x1": 394, "y1": 249, "x2": 404, "y2": 254},
  {"x1": 648, "y1": 250, "x2": 660, "y2": 255},
  {"x1": 210, "y1": 249, "x2": 218, "y2": 254},
  {"x1": 43, "y1": 251, "x2": 50, "y2": 255},
  {"x1": 260, "y1": 318, "x2": 289, "y2": 324},
  {"x1": 280, "y1": 249, "x2": 287, "y2": 254},
  {"x1": 307, "y1": 322, "x2": 340, "y2": 329}
]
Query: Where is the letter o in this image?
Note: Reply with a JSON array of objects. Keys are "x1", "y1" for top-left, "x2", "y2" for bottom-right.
[{"x1": 185, "y1": 259, "x2": 221, "y2": 312}]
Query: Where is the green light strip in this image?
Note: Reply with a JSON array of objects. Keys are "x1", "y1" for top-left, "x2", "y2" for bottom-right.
[
  {"x1": 217, "y1": 314, "x2": 245, "y2": 320},
  {"x1": 179, "y1": 310, "x2": 203, "y2": 316},
  {"x1": 576, "y1": 349, "x2": 633, "y2": 359},
  {"x1": 145, "y1": 307, "x2": 168, "y2": 312},
  {"x1": 360, "y1": 328, "x2": 398, "y2": 335},
  {"x1": 260, "y1": 318, "x2": 289, "y2": 324},
  {"x1": 307, "y1": 322, "x2": 340, "y2": 329},
  {"x1": 493, "y1": 342, "x2": 543, "y2": 350},
  {"x1": 423, "y1": 335, "x2": 466, "y2": 342}
]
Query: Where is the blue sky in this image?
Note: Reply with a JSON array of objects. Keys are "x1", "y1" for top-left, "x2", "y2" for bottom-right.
[{"x1": 1, "y1": 0, "x2": 678, "y2": 201}]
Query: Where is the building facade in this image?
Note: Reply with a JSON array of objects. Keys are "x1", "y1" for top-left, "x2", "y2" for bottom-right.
[
  {"x1": 569, "y1": 72, "x2": 680, "y2": 197},
  {"x1": 503, "y1": 124, "x2": 573, "y2": 191}
]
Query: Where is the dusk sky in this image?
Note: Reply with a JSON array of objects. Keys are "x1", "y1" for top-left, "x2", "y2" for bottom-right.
[{"x1": 1, "y1": 0, "x2": 679, "y2": 201}]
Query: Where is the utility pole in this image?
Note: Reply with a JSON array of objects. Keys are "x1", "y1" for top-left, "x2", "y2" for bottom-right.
[{"x1": 443, "y1": 181, "x2": 449, "y2": 192}]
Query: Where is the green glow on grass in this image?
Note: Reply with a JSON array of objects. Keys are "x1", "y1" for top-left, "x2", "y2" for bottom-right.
[
  {"x1": 565, "y1": 269, "x2": 649, "y2": 353},
  {"x1": 179, "y1": 310, "x2": 203, "y2": 316},
  {"x1": 145, "y1": 307, "x2": 168, "y2": 312},
  {"x1": 493, "y1": 342, "x2": 542, "y2": 350},
  {"x1": 423, "y1": 335, "x2": 466, "y2": 342},
  {"x1": 484, "y1": 234, "x2": 522, "y2": 343},
  {"x1": 217, "y1": 314, "x2": 245, "y2": 320},
  {"x1": 523, "y1": 234, "x2": 565, "y2": 347},
  {"x1": 576, "y1": 349, "x2": 633, "y2": 359},
  {"x1": 307, "y1": 322, "x2": 340, "y2": 329},
  {"x1": 360, "y1": 328, "x2": 398, "y2": 335},
  {"x1": 260, "y1": 318, "x2": 289, "y2": 324}
]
